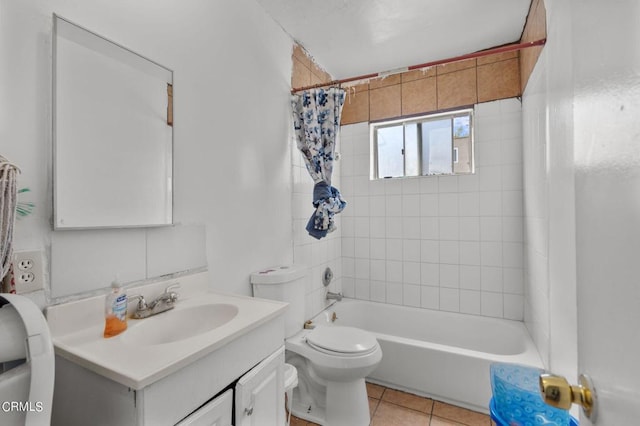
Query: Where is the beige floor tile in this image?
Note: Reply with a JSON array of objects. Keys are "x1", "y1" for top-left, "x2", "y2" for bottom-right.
[
  {"x1": 430, "y1": 416, "x2": 466, "y2": 426},
  {"x1": 432, "y1": 401, "x2": 491, "y2": 426},
  {"x1": 382, "y1": 388, "x2": 434, "y2": 413},
  {"x1": 369, "y1": 396, "x2": 380, "y2": 417},
  {"x1": 372, "y1": 401, "x2": 430, "y2": 426},
  {"x1": 367, "y1": 382, "x2": 386, "y2": 399}
]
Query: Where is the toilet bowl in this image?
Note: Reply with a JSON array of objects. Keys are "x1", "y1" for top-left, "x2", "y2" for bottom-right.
[{"x1": 251, "y1": 266, "x2": 382, "y2": 426}]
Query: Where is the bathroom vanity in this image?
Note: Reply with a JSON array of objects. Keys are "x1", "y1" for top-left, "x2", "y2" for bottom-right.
[{"x1": 46, "y1": 272, "x2": 287, "y2": 425}]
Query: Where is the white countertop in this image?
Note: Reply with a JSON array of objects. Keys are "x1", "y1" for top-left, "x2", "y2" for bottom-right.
[{"x1": 45, "y1": 272, "x2": 287, "y2": 390}]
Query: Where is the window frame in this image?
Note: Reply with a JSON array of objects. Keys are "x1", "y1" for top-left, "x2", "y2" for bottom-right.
[{"x1": 370, "y1": 108, "x2": 474, "y2": 180}]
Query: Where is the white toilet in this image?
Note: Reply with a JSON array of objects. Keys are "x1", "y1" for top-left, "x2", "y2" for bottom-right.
[{"x1": 251, "y1": 265, "x2": 382, "y2": 426}]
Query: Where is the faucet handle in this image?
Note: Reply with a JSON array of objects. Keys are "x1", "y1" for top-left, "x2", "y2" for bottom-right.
[
  {"x1": 164, "y1": 283, "x2": 180, "y2": 302},
  {"x1": 128, "y1": 294, "x2": 147, "y2": 310}
]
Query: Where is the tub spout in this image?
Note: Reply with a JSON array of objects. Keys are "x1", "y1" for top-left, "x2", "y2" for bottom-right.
[{"x1": 326, "y1": 291, "x2": 343, "y2": 301}]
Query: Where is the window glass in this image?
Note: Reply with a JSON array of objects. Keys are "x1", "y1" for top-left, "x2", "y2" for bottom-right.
[
  {"x1": 376, "y1": 125, "x2": 404, "y2": 178},
  {"x1": 371, "y1": 109, "x2": 473, "y2": 179}
]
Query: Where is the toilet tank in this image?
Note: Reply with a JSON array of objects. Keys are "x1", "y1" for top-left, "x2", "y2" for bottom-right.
[{"x1": 250, "y1": 265, "x2": 307, "y2": 338}]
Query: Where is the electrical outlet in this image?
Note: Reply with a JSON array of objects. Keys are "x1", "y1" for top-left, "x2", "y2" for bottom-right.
[{"x1": 13, "y1": 250, "x2": 44, "y2": 293}]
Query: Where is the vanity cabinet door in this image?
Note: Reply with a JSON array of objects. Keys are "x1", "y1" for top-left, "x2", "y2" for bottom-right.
[
  {"x1": 235, "y1": 346, "x2": 285, "y2": 426},
  {"x1": 175, "y1": 389, "x2": 232, "y2": 426}
]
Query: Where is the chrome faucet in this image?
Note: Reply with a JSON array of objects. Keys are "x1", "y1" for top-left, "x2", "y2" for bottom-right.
[
  {"x1": 326, "y1": 291, "x2": 343, "y2": 301},
  {"x1": 129, "y1": 283, "x2": 181, "y2": 319}
]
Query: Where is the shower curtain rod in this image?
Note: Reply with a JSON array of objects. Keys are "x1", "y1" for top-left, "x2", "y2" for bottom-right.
[{"x1": 291, "y1": 38, "x2": 546, "y2": 94}]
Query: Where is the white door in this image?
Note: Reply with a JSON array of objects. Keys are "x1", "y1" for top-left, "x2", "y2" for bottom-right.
[
  {"x1": 235, "y1": 346, "x2": 285, "y2": 426},
  {"x1": 571, "y1": 1, "x2": 640, "y2": 424},
  {"x1": 175, "y1": 389, "x2": 232, "y2": 426}
]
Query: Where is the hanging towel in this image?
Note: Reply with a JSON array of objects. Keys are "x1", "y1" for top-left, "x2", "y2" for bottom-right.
[{"x1": 306, "y1": 182, "x2": 346, "y2": 240}]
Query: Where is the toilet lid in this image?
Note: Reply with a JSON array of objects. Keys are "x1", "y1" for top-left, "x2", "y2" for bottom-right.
[{"x1": 306, "y1": 326, "x2": 378, "y2": 355}]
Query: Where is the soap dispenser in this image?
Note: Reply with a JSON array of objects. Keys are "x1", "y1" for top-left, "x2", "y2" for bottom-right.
[{"x1": 103, "y1": 279, "x2": 127, "y2": 338}]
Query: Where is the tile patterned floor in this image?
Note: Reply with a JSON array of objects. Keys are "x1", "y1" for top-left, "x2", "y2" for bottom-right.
[{"x1": 290, "y1": 382, "x2": 492, "y2": 426}]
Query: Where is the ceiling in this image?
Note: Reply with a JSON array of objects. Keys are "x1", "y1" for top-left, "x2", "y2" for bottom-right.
[{"x1": 255, "y1": 0, "x2": 532, "y2": 80}]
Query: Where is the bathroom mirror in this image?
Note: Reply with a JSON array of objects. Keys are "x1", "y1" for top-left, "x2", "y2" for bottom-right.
[{"x1": 53, "y1": 15, "x2": 173, "y2": 229}]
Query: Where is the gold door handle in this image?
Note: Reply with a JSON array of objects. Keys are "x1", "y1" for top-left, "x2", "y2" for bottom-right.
[{"x1": 539, "y1": 373, "x2": 597, "y2": 421}]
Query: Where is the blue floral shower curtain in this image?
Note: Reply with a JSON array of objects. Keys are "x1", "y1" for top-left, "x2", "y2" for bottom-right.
[{"x1": 292, "y1": 88, "x2": 346, "y2": 240}]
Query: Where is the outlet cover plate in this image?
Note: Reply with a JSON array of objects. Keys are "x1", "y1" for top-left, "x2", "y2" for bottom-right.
[{"x1": 13, "y1": 250, "x2": 44, "y2": 293}]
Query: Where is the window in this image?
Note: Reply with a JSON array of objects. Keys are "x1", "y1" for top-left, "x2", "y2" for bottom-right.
[{"x1": 371, "y1": 109, "x2": 474, "y2": 179}]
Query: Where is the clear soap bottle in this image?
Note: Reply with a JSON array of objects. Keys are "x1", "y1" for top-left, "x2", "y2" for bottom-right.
[{"x1": 103, "y1": 279, "x2": 128, "y2": 338}]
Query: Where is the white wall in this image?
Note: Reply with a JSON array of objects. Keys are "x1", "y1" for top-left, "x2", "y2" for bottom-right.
[
  {"x1": 521, "y1": 0, "x2": 578, "y2": 384},
  {"x1": 338, "y1": 99, "x2": 525, "y2": 320},
  {"x1": 1, "y1": 0, "x2": 294, "y2": 299}
]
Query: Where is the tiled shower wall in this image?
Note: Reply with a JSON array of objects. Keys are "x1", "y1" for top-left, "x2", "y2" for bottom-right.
[{"x1": 339, "y1": 98, "x2": 525, "y2": 320}]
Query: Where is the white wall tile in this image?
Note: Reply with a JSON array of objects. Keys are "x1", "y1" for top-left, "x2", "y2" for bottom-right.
[
  {"x1": 481, "y1": 292, "x2": 504, "y2": 318},
  {"x1": 480, "y1": 217, "x2": 503, "y2": 241},
  {"x1": 439, "y1": 241, "x2": 459, "y2": 264},
  {"x1": 354, "y1": 217, "x2": 370, "y2": 238},
  {"x1": 502, "y1": 164, "x2": 523, "y2": 190},
  {"x1": 386, "y1": 239, "x2": 403, "y2": 261},
  {"x1": 371, "y1": 259, "x2": 386, "y2": 282},
  {"x1": 403, "y1": 239, "x2": 421, "y2": 262},
  {"x1": 460, "y1": 290, "x2": 481, "y2": 315},
  {"x1": 421, "y1": 286, "x2": 440, "y2": 309},
  {"x1": 439, "y1": 217, "x2": 459, "y2": 240},
  {"x1": 458, "y1": 192, "x2": 480, "y2": 216},
  {"x1": 504, "y1": 293, "x2": 524, "y2": 320},
  {"x1": 370, "y1": 280, "x2": 386, "y2": 302},
  {"x1": 459, "y1": 241, "x2": 480, "y2": 265},
  {"x1": 440, "y1": 288, "x2": 460, "y2": 312},
  {"x1": 421, "y1": 240, "x2": 439, "y2": 263},
  {"x1": 503, "y1": 242, "x2": 524, "y2": 268},
  {"x1": 342, "y1": 257, "x2": 355, "y2": 277},
  {"x1": 370, "y1": 217, "x2": 386, "y2": 238},
  {"x1": 503, "y1": 268, "x2": 524, "y2": 294},
  {"x1": 419, "y1": 178, "x2": 439, "y2": 194},
  {"x1": 370, "y1": 196, "x2": 386, "y2": 216},
  {"x1": 459, "y1": 217, "x2": 480, "y2": 241},
  {"x1": 502, "y1": 191, "x2": 524, "y2": 216},
  {"x1": 386, "y1": 282, "x2": 403, "y2": 305},
  {"x1": 477, "y1": 141, "x2": 502, "y2": 167},
  {"x1": 386, "y1": 195, "x2": 403, "y2": 216},
  {"x1": 386, "y1": 260, "x2": 403, "y2": 283},
  {"x1": 481, "y1": 266, "x2": 503, "y2": 292},
  {"x1": 460, "y1": 265, "x2": 481, "y2": 290},
  {"x1": 354, "y1": 238, "x2": 370, "y2": 259},
  {"x1": 502, "y1": 217, "x2": 524, "y2": 242},
  {"x1": 403, "y1": 284, "x2": 421, "y2": 307},
  {"x1": 401, "y1": 178, "x2": 421, "y2": 194},
  {"x1": 402, "y1": 194, "x2": 420, "y2": 216},
  {"x1": 458, "y1": 173, "x2": 479, "y2": 192},
  {"x1": 402, "y1": 217, "x2": 421, "y2": 239},
  {"x1": 370, "y1": 239, "x2": 386, "y2": 260},
  {"x1": 421, "y1": 263, "x2": 439, "y2": 286},
  {"x1": 403, "y1": 262, "x2": 421, "y2": 284},
  {"x1": 342, "y1": 237, "x2": 355, "y2": 258},
  {"x1": 439, "y1": 264, "x2": 459, "y2": 288},
  {"x1": 479, "y1": 166, "x2": 502, "y2": 191},
  {"x1": 342, "y1": 277, "x2": 355, "y2": 298},
  {"x1": 51, "y1": 229, "x2": 146, "y2": 297},
  {"x1": 438, "y1": 176, "x2": 458, "y2": 193},
  {"x1": 355, "y1": 279, "x2": 370, "y2": 300},
  {"x1": 420, "y1": 217, "x2": 439, "y2": 239},
  {"x1": 386, "y1": 217, "x2": 403, "y2": 239},
  {"x1": 479, "y1": 191, "x2": 503, "y2": 216},
  {"x1": 481, "y1": 241, "x2": 503, "y2": 267},
  {"x1": 420, "y1": 194, "x2": 439, "y2": 216},
  {"x1": 438, "y1": 193, "x2": 459, "y2": 216},
  {"x1": 385, "y1": 179, "x2": 403, "y2": 195}
]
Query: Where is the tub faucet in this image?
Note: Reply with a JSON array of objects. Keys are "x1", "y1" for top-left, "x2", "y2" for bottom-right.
[{"x1": 326, "y1": 291, "x2": 343, "y2": 301}]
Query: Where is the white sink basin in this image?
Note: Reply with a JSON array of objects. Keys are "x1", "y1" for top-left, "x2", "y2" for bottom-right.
[{"x1": 123, "y1": 304, "x2": 239, "y2": 346}]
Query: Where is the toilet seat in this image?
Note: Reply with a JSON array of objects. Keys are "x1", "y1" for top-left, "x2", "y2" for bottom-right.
[{"x1": 306, "y1": 326, "x2": 378, "y2": 356}]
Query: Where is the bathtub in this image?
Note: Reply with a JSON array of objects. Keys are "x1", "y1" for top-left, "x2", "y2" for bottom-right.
[{"x1": 311, "y1": 298, "x2": 542, "y2": 413}]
